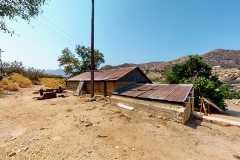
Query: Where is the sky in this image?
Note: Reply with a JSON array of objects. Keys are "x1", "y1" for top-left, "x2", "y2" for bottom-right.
[{"x1": 1, "y1": 0, "x2": 240, "y2": 70}]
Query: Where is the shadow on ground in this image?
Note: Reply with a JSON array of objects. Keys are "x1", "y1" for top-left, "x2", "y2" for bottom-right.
[{"x1": 217, "y1": 110, "x2": 240, "y2": 118}]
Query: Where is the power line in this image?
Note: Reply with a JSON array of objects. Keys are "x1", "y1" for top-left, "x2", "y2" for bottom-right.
[
  {"x1": 5, "y1": 26, "x2": 20, "y2": 36},
  {"x1": 33, "y1": 19, "x2": 77, "y2": 46},
  {"x1": 42, "y1": 15, "x2": 82, "y2": 45},
  {"x1": 31, "y1": 20, "x2": 76, "y2": 47}
]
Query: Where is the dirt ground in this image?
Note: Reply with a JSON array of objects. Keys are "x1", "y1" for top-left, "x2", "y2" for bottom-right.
[{"x1": 1, "y1": 85, "x2": 240, "y2": 160}]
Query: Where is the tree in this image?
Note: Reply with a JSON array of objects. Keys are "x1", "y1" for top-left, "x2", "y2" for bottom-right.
[
  {"x1": 0, "y1": 0, "x2": 48, "y2": 34},
  {"x1": 2, "y1": 60, "x2": 44, "y2": 83},
  {"x1": 57, "y1": 45, "x2": 105, "y2": 77},
  {"x1": 166, "y1": 55, "x2": 227, "y2": 111}
]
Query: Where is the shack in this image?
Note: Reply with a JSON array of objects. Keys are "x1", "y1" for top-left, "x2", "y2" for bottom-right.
[
  {"x1": 66, "y1": 67, "x2": 152, "y2": 96},
  {"x1": 111, "y1": 83, "x2": 194, "y2": 124}
]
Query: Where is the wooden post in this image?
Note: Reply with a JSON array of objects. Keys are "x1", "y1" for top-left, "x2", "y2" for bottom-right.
[
  {"x1": 90, "y1": 0, "x2": 95, "y2": 98},
  {"x1": 104, "y1": 81, "x2": 107, "y2": 97}
]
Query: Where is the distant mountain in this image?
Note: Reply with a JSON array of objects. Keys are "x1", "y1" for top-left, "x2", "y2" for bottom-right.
[
  {"x1": 102, "y1": 49, "x2": 240, "y2": 71},
  {"x1": 101, "y1": 49, "x2": 240, "y2": 82},
  {"x1": 202, "y1": 49, "x2": 240, "y2": 68},
  {"x1": 44, "y1": 69, "x2": 69, "y2": 77}
]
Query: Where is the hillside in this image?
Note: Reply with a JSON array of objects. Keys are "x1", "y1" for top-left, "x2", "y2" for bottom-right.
[
  {"x1": 102, "y1": 49, "x2": 240, "y2": 83},
  {"x1": 103, "y1": 49, "x2": 240, "y2": 71},
  {"x1": 203, "y1": 49, "x2": 240, "y2": 68}
]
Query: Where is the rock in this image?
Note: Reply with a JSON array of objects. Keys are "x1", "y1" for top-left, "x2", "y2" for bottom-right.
[
  {"x1": 124, "y1": 147, "x2": 129, "y2": 152},
  {"x1": 8, "y1": 152, "x2": 16, "y2": 157},
  {"x1": 11, "y1": 137, "x2": 16, "y2": 141}
]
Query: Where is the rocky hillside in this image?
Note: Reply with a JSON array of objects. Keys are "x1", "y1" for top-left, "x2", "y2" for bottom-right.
[
  {"x1": 215, "y1": 68, "x2": 240, "y2": 84},
  {"x1": 102, "y1": 49, "x2": 240, "y2": 84},
  {"x1": 203, "y1": 49, "x2": 240, "y2": 68}
]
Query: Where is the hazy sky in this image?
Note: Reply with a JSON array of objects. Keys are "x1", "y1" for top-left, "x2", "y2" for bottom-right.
[{"x1": 1, "y1": 0, "x2": 240, "y2": 70}]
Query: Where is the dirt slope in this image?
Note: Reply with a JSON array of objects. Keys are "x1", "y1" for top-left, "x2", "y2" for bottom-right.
[{"x1": 0, "y1": 86, "x2": 240, "y2": 160}]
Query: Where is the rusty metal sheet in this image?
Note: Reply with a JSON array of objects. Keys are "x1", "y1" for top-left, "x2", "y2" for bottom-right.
[
  {"x1": 132, "y1": 84, "x2": 156, "y2": 91},
  {"x1": 117, "y1": 84, "x2": 193, "y2": 103},
  {"x1": 149, "y1": 84, "x2": 179, "y2": 100},
  {"x1": 127, "y1": 90, "x2": 146, "y2": 97},
  {"x1": 67, "y1": 67, "x2": 137, "y2": 81},
  {"x1": 119, "y1": 84, "x2": 156, "y2": 97},
  {"x1": 164, "y1": 85, "x2": 192, "y2": 102},
  {"x1": 138, "y1": 85, "x2": 167, "y2": 98}
]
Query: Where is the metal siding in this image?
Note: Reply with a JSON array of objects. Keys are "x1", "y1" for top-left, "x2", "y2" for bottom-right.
[
  {"x1": 115, "y1": 84, "x2": 193, "y2": 102},
  {"x1": 149, "y1": 84, "x2": 178, "y2": 100},
  {"x1": 138, "y1": 85, "x2": 167, "y2": 98},
  {"x1": 67, "y1": 67, "x2": 138, "y2": 81},
  {"x1": 119, "y1": 69, "x2": 149, "y2": 82}
]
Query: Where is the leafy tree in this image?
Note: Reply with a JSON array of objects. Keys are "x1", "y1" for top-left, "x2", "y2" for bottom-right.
[
  {"x1": 57, "y1": 45, "x2": 105, "y2": 77},
  {"x1": 167, "y1": 55, "x2": 212, "y2": 83},
  {"x1": 166, "y1": 55, "x2": 227, "y2": 111},
  {"x1": 0, "y1": 0, "x2": 48, "y2": 35}
]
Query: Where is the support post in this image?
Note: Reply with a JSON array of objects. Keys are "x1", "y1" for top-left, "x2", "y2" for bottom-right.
[
  {"x1": 90, "y1": 0, "x2": 95, "y2": 98},
  {"x1": 104, "y1": 81, "x2": 107, "y2": 97},
  {"x1": 0, "y1": 49, "x2": 5, "y2": 74}
]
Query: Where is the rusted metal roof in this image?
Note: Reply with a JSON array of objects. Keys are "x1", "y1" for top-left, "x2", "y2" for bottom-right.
[
  {"x1": 114, "y1": 84, "x2": 193, "y2": 103},
  {"x1": 66, "y1": 67, "x2": 152, "y2": 83}
]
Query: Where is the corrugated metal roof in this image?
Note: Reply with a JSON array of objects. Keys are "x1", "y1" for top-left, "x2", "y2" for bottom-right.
[
  {"x1": 115, "y1": 84, "x2": 193, "y2": 102},
  {"x1": 67, "y1": 67, "x2": 137, "y2": 81},
  {"x1": 66, "y1": 66, "x2": 152, "y2": 83}
]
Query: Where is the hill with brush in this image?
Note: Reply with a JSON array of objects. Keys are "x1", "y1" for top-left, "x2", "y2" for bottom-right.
[{"x1": 102, "y1": 49, "x2": 240, "y2": 83}]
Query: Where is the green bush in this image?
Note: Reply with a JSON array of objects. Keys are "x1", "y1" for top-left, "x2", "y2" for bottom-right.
[
  {"x1": 219, "y1": 84, "x2": 240, "y2": 99},
  {"x1": 166, "y1": 55, "x2": 227, "y2": 111}
]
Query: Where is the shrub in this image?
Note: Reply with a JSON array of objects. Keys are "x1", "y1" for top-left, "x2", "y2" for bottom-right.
[
  {"x1": 0, "y1": 78, "x2": 19, "y2": 91},
  {"x1": 150, "y1": 76, "x2": 161, "y2": 82},
  {"x1": 41, "y1": 78, "x2": 66, "y2": 88},
  {"x1": 10, "y1": 73, "x2": 32, "y2": 88},
  {"x1": 24, "y1": 67, "x2": 44, "y2": 83},
  {"x1": 2, "y1": 61, "x2": 44, "y2": 83},
  {"x1": 166, "y1": 55, "x2": 227, "y2": 111},
  {"x1": 219, "y1": 84, "x2": 240, "y2": 99}
]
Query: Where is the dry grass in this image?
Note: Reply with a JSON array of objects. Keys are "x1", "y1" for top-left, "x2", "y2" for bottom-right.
[
  {"x1": 41, "y1": 78, "x2": 66, "y2": 88},
  {"x1": 11, "y1": 73, "x2": 32, "y2": 88},
  {"x1": 0, "y1": 78, "x2": 20, "y2": 91}
]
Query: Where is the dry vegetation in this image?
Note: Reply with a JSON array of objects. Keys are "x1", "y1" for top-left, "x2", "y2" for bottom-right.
[
  {"x1": 0, "y1": 74, "x2": 65, "y2": 93},
  {"x1": 41, "y1": 78, "x2": 66, "y2": 88},
  {"x1": 0, "y1": 73, "x2": 32, "y2": 91},
  {"x1": 0, "y1": 77, "x2": 20, "y2": 91},
  {"x1": 10, "y1": 73, "x2": 32, "y2": 88}
]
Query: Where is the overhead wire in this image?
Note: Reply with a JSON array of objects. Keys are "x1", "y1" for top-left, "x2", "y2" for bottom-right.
[
  {"x1": 30, "y1": 20, "x2": 76, "y2": 47},
  {"x1": 41, "y1": 15, "x2": 82, "y2": 45},
  {"x1": 5, "y1": 13, "x2": 112, "y2": 67}
]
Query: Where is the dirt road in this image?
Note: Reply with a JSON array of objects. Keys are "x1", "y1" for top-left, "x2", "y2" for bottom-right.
[{"x1": 0, "y1": 86, "x2": 240, "y2": 160}]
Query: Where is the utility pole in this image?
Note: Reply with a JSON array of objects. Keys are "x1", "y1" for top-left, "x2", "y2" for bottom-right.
[
  {"x1": 0, "y1": 49, "x2": 5, "y2": 74},
  {"x1": 90, "y1": 0, "x2": 95, "y2": 98}
]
